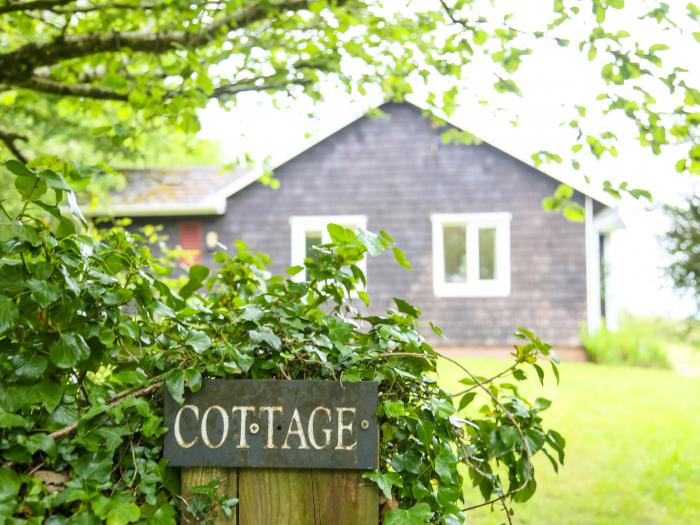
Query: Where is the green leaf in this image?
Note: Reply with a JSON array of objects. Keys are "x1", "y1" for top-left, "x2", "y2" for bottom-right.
[
  {"x1": 532, "y1": 363, "x2": 545, "y2": 385},
  {"x1": 392, "y1": 246, "x2": 412, "y2": 269},
  {"x1": 27, "y1": 278, "x2": 61, "y2": 307},
  {"x1": 185, "y1": 330, "x2": 211, "y2": 353},
  {"x1": 385, "y1": 502, "x2": 433, "y2": 525},
  {"x1": 23, "y1": 433, "x2": 57, "y2": 456},
  {"x1": 435, "y1": 445, "x2": 455, "y2": 482},
  {"x1": 357, "y1": 228, "x2": 387, "y2": 256},
  {"x1": 364, "y1": 470, "x2": 402, "y2": 501},
  {"x1": 393, "y1": 297, "x2": 420, "y2": 317},
  {"x1": 106, "y1": 502, "x2": 141, "y2": 525},
  {"x1": 499, "y1": 425, "x2": 521, "y2": 448},
  {"x1": 0, "y1": 410, "x2": 30, "y2": 429},
  {"x1": 0, "y1": 295, "x2": 19, "y2": 334},
  {"x1": 390, "y1": 450, "x2": 422, "y2": 474},
  {"x1": 250, "y1": 328, "x2": 281, "y2": 350},
  {"x1": 5, "y1": 159, "x2": 34, "y2": 178},
  {"x1": 12, "y1": 353, "x2": 48, "y2": 379},
  {"x1": 50, "y1": 333, "x2": 91, "y2": 368},
  {"x1": 0, "y1": 468, "x2": 22, "y2": 502},
  {"x1": 165, "y1": 369, "x2": 185, "y2": 404},
  {"x1": 458, "y1": 392, "x2": 477, "y2": 411},
  {"x1": 694, "y1": 32, "x2": 700, "y2": 43},
  {"x1": 551, "y1": 362, "x2": 560, "y2": 385},
  {"x1": 72, "y1": 451, "x2": 113, "y2": 483},
  {"x1": 38, "y1": 170, "x2": 72, "y2": 191}
]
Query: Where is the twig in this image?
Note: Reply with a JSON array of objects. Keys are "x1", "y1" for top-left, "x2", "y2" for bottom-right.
[
  {"x1": 438, "y1": 353, "x2": 534, "y2": 511},
  {"x1": 0, "y1": 130, "x2": 29, "y2": 163},
  {"x1": 49, "y1": 381, "x2": 163, "y2": 439}
]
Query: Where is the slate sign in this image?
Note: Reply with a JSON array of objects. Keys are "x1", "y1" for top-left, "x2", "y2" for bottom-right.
[{"x1": 164, "y1": 379, "x2": 378, "y2": 470}]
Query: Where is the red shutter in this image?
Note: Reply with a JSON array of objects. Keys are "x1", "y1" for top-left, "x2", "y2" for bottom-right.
[{"x1": 178, "y1": 221, "x2": 202, "y2": 265}]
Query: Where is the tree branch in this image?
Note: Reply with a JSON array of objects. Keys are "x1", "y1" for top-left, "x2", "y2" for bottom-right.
[
  {"x1": 22, "y1": 76, "x2": 128, "y2": 100},
  {"x1": 49, "y1": 381, "x2": 163, "y2": 440},
  {"x1": 0, "y1": 130, "x2": 29, "y2": 163},
  {"x1": 0, "y1": 0, "x2": 311, "y2": 83},
  {"x1": 0, "y1": 0, "x2": 75, "y2": 15},
  {"x1": 212, "y1": 78, "x2": 311, "y2": 98}
]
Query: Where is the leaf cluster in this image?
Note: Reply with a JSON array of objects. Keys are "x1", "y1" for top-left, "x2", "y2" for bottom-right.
[{"x1": 0, "y1": 160, "x2": 564, "y2": 524}]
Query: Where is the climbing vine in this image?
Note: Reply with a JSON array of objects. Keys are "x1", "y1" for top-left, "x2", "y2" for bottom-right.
[{"x1": 0, "y1": 160, "x2": 563, "y2": 524}]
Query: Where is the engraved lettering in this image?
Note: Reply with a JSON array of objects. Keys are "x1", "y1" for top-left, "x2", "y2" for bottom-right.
[
  {"x1": 231, "y1": 406, "x2": 256, "y2": 448},
  {"x1": 308, "y1": 406, "x2": 332, "y2": 450},
  {"x1": 201, "y1": 405, "x2": 228, "y2": 449},
  {"x1": 174, "y1": 404, "x2": 199, "y2": 448},
  {"x1": 282, "y1": 408, "x2": 310, "y2": 450},
  {"x1": 335, "y1": 407, "x2": 357, "y2": 451},
  {"x1": 259, "y1": 406, "x2": 283, "y2": 449}
]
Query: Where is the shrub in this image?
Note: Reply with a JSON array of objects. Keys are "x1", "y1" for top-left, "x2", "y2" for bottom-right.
[
  {"x1": 582, "y1": 317, "x2": 672, "y2": 368},
  {"x1": 0, "y1": 160, "x2": 564, "y2": 524}
]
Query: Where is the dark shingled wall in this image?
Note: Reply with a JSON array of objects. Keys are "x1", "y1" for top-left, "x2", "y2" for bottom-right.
[{"x1": 135, "y1": 103, "x2": 588, "y2": 347}]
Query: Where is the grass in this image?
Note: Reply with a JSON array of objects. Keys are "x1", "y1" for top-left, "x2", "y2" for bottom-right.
[{"x1": 438, "y1": 358, "x2": 700, "y2": 525}]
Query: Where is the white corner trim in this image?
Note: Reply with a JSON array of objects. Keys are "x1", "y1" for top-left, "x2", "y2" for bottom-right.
[
  {"x1": 431, "y1": 212, "x2": 511, "y2": 298},
  {"x1": 585, "y1": 197, "x2": 602, "y2": 333},
  {"x1": 593, "y1": 207, "x2": 624, "y2": 233}
]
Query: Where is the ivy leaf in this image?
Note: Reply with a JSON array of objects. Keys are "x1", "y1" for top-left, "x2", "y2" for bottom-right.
[
  {"x1": 390, "y1": 450, "x2": 422, "y2": 474},
  {"x1": 185, "y1": 330, "x2": 211, "y2": 353},
  {"x1": 0, "y1": 295, "x2": 19, "y2": 334},
  {"x1": 165, "y1": 369, "x2": 185, "y2": 404},
  {"x1": 250, "y1": 328, "x2": 281, "y2": 350},
  {"x1": 179, "y1": 264, "x2": 210, "y2": 299},
  {"x1": 106, "y1": 502, "x2": 141, "y2": 525},
  {"x1": 0, "y1": 410, "x2": 30, "y2": 429},
  {"x1": 393, "y1": 297, "x2": 420, "y2": 317},
  {"x1": 0, "y1": 468, "x2": 22, "y2": 502},
  {"x1": 435, "y1": 445, "x2": 455, "y2": 482},
  {"x1": 385, "y1": 502, "x2": 433, "y2": 525},
  {"x1": 12, "y1": 353, "x2": 48, "y2": 379},
  {"x1": 27, "y1": 278, "x2": 61, "y2": 307},
  {"x1": 50, "y1": 333, "x2": 91, "y2": 369},
  {"x1": 72, "y1": 451, "x2": 113, "y2": 483},
  {"x1": 35, "y1": 381, "x2": 64, "y2": 411},
  {"x1": 22, "y1": 433, "x2": 57, "y2": 456},
  {"x1": 364, "y1": 470, "x2": 402, "y2": 500}
]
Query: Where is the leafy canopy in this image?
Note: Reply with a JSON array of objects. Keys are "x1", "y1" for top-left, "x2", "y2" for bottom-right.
[
  {"x1": 0, "y1": 159, "x2": 563, "y2": 523},
  {"x1": 0, "y1": 0, "x2": 698, "y2": 198}
]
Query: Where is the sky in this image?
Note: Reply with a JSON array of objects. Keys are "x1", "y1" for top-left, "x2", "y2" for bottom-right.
[{"x1": 197, "y1": 1, "x2": 699, "y2": 320}]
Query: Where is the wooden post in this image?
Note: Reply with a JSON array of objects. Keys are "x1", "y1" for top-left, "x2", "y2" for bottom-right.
[{"x1": 180, "y1": 468, "x2": 378, "y2": 524}]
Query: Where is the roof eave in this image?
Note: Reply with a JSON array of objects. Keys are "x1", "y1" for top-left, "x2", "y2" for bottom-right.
[{"x1": 81, "y1": 198, "x2": 227, "y2": 218}]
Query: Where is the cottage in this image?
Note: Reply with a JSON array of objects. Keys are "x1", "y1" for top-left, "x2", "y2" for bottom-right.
[{"x1": 85, "y1": 103, "x2": 621, "y2": 349}]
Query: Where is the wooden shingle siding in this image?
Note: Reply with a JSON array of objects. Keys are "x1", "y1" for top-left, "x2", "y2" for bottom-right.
[{"x1": 138, "y1": 104, "x2": 587, "y2": 347}]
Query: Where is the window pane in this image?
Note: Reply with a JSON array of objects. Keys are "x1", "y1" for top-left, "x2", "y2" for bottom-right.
[
  {"x1": 443, "y1": 225, "x2": 467, "y2": 283},
  {"x1": 305, "y1": 231, "x2": 323, "y2": 260},
  {"x1": 479, "y1": 227, "x2": 497, "y2": 280}
]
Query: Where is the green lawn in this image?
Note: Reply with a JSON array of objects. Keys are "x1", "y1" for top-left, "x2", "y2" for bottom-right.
[{"x1": 438, "y1": 358, "x2": 700, "y2": 525}]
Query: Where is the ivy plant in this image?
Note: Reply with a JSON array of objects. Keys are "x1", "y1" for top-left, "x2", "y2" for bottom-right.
[{"x1": 0, "y1": 160, "x2": 564, "y2": 524}]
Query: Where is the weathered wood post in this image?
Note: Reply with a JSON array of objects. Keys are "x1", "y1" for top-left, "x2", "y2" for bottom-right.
[{"x1": 167, "y1": 380, "x2": 379, "y2": 524}]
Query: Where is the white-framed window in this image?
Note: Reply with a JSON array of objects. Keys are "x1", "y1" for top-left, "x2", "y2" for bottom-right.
[
  {"x1": 289, "y1": 215, "x2": 368, "y2": 282},
  {"x1": 431, "y1": 213, "x2": 511, "y2": 297}
]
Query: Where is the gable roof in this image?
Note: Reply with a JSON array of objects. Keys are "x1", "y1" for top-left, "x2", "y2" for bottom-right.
[{"x1": 83, "y1": 101, "x2": 616, "y2": 217}]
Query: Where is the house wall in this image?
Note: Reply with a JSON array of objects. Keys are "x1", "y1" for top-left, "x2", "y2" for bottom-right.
[{"x1": 136, "y1": 103, "x2": 587, "y2": 347}]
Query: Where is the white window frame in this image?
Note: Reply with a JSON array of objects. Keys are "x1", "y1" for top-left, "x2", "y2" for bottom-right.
[
  {"x1": 431, "y1": 213, "x2": 512, "y2": 298},
  {"x1": 289, "y1": 215, "x2": 368, "y2": 282}
]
